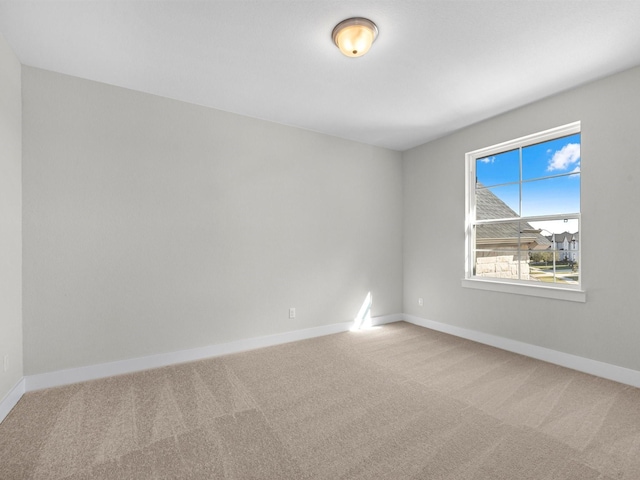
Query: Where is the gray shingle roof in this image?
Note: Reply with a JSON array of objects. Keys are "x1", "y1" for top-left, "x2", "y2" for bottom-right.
[
  {"x1": 475, "y1": 184, "x2": 551, "y2": 249},
  {"x1": 547, "y1": 232, "x2": 579, "y2": 243}
]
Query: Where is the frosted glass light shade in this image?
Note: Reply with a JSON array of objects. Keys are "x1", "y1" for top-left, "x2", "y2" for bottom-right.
[{"x1": 332, "y1": 18, "x2": 378, "y2": 58}]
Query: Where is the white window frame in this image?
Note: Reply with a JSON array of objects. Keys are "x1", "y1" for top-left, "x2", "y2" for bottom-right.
[{"x1": 462, "y1": 121, "x2": 585, "y2": 302}]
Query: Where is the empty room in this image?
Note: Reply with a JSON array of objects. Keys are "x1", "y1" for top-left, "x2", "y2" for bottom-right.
[{"x1": 2, "y1": 1, "x2": 640, "y2": 478}]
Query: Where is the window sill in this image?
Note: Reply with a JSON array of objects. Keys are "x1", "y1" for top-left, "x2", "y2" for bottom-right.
[{"x1": 461, "y1": 278, "x2": 586, "y2": 303}]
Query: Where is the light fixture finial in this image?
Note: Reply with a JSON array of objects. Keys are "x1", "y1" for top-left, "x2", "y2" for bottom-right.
[{"x1": 332, "y1": 17, "x2": 378, "y2": 58}]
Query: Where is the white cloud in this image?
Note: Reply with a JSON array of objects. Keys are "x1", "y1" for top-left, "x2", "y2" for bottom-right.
[
  {"x1": 479, "y1": 156, "x2": 495, "y2": 164},
  {"x1": 547, "y1": 143, "x2": 580, "y2": 172}
]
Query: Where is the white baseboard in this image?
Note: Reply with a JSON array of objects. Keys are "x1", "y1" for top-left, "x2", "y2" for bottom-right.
[
  {"x1": 24, "y1": 314, "x2": 400, "y2": 392},
  {"x1": 372, "y1": 313, "x2": 404, "y2": 325},
  {"x1": 0, "y1": 377, "x2": 25, "y2": 424},
  {"x1": 403, "y1": 314, "x2": 640, "y2": 389},
  {"x1": 8, "y1": 312, "x2": 639, "y2": 420}
]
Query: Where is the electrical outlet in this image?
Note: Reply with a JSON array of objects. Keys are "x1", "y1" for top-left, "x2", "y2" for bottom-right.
[
  {"x1": 3, "y1": 355, "x2": 8, "y2": 372},
  {"x1": 418, "y1": 298, "x2": 423, "y2": 306},
  {"x1": 289, "y1": 307, "x2": 296, "y2": 319}
]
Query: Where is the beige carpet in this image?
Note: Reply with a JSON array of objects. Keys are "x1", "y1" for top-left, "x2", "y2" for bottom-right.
[{"x1": 1, "y1": 321, "x2": 640, "y2": 479}]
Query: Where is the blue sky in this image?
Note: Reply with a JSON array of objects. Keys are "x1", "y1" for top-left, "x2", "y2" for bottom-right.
[{"x1": 476, "y1": 133, "x2": 580, "y2": 226}]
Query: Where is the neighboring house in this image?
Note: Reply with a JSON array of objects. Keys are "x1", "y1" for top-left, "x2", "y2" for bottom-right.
[
  {"x1": 475, "y1": 184, "x2": 551, "y2": 280},
  {"x1": 546, "y1": 232, "x2": 579, "y2": 262}
]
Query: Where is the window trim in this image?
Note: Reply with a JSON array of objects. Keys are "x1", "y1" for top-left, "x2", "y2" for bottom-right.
[
  {"x1": 461, "y1": 278, "x2": 586, "y2": 302},
  {"x1": 464, "y1": 121, "x2": 584, "y2": 301}
]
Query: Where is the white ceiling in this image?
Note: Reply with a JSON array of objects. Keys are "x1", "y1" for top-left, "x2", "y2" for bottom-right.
[{"x1": 1, "y1": 1, "x2": 640, "y2": 151}]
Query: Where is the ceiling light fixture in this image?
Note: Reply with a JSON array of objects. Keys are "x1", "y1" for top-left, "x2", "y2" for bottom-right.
[{"x1": 332, "y1": 17, "x2": 378, "y2": 58}]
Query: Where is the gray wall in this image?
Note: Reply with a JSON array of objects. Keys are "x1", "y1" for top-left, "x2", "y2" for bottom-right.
[
  {"x1": 22, "y1": 67, "x2": 403, "y2": 375},
  {"x1": 19, "y1": 60, "x2": 640, "y2": 380},
  {"x1": 404, "y1": 65, "x2": 640, "y2": 371},
  {"x1": 0, "y1": 32, "x2": 22, "y2": 400}
]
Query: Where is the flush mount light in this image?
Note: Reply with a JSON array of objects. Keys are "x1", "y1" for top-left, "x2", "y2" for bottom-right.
[{"x1": 332, "y1": 17, "x2": 378, "y2": 58}]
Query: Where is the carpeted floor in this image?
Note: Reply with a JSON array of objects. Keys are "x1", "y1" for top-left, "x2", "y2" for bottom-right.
[{"x1": 1, "y1": 321, "x2": 640, "y2": 479}]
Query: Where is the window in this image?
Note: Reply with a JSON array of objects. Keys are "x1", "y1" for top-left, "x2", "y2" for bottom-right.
[{"x1": 464, "y1": 122, "x2": 584, "y2": 301}]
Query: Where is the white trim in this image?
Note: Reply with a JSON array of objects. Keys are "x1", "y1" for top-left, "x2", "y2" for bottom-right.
[
  {"x1": 461, "y1": 278, "x2": 586, "y2": 303},
  {"x1": 11, "y1": 311, "x2": 639, "y2": 410},
  {"x1": 468, "y1": 121, "x2": 581, "y2": 158},
  {"x1": 24, "y1": 314, "x2": 399, "y2": 392},
  {"x1": 403, "y1": 314, "x2": 640, "y2": 388},
  {"x1": 372, "y1": 313, "x2": 404, "y2": 325},
  {"x1": 0, "y1": 378, "x2": 25, "y2": 424}
]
